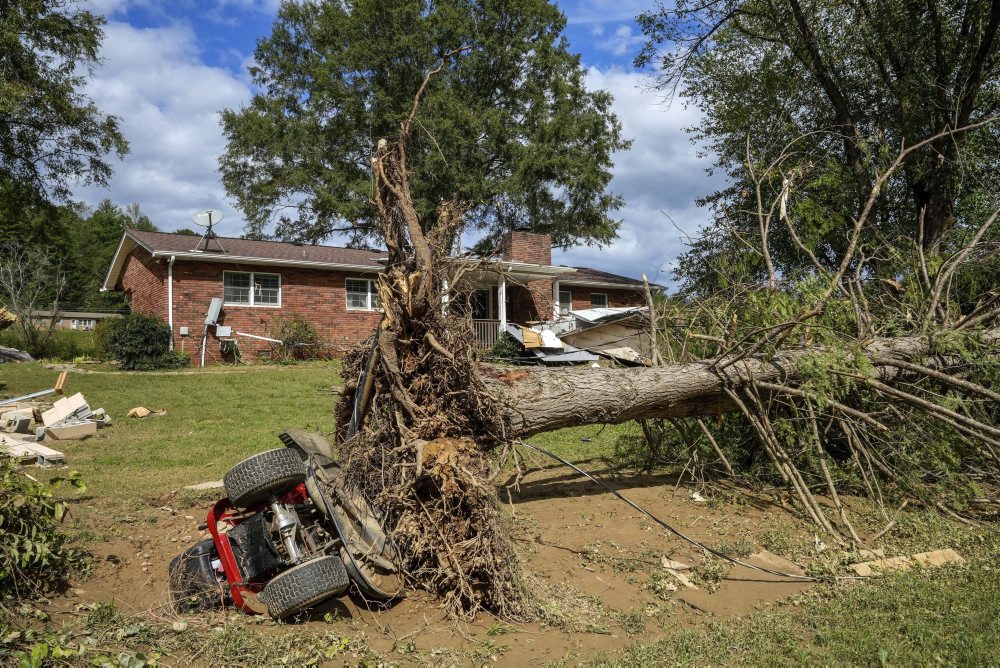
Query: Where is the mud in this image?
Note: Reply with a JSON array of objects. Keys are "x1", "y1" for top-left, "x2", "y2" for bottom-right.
[{"x1": 47, "y1": 463, "x2": 819, "y2": 665}]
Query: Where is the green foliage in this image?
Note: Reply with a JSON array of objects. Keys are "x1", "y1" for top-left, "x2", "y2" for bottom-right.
[
  {"x1": 1, "y1": 327, "x2": 99, "y2": 361},
  {"x1": 487, "y1": 333, "x2": 522, "y2": 360},
  {"x1": 101, "y1": 314, "x2": 189, "y2": 370},
  {"x1": 66, "y1": 200, "x2": 156, "y2": 310},
  {"x1": 221, "y1": 0, "x2": 629, "y2": 249},
  {"x1": 0, "y1": 0, "x2": 128, "y2": 201},
  {"x1": 0, "y1": 460, "x2": 87, "y2": 597},
  {"x1": 270, "y1": 314, "x2": 324, "y2": 361},
  {"x1": 639, "y1": 0, "x2": 1000, "y2": 291}
]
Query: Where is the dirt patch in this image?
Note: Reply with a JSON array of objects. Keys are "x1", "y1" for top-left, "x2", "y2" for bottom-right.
[{"x1": 45, "y1": 466, "x2": 819, "y2": 664}]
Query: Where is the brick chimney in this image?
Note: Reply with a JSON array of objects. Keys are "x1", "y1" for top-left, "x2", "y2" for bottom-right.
[{"x1": 501, "y1": 230, "x2": 551, "y2": 265}]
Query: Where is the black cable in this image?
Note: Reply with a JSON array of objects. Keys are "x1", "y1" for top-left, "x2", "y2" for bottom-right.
[{"x1": 518, "y1": 441, "x2": 822, "y2": 582}]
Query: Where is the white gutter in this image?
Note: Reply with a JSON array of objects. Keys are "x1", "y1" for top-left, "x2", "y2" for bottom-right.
[{"x1": 167, "y1": 255, "x2": 175, "y2": 350}]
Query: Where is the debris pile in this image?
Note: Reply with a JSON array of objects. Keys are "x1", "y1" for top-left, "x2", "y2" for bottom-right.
[{"x1": 1, "y1": 390, "x2": 111, "y2": 467}]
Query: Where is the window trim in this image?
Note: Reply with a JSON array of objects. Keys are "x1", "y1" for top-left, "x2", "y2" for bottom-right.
[
  {"x1": 345, "y1": 276, "x2": 380, "y2": 312},
  {"x1": 590, "y1": 293, "x2": 608, "y2": 308},
  {"x1": 223, "y1": 270, "x2": 282, "y2": 308}
]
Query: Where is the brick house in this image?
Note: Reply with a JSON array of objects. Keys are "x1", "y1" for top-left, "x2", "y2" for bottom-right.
[{"x1": 102, "y1": 229, "x2": 655, "y2": 364}]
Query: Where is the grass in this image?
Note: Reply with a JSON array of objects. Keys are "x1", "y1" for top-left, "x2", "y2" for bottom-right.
[
  {"x1": 597, "y1": 557, "x2": 1000, "y2": 666},
  {"x1": 3, "y1": 362, "x2": 998, "y2": 664},
  {"x1": 0, "y1": 361, "x2": 341, "y2": 500},
  {"x1": 0, "y1": 328, "x2": 98, "y2": 360}
]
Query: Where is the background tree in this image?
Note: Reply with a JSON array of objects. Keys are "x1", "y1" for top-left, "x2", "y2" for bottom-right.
[
  {"x1": 220, "y1": 0, "x2": 629, "y2": 250},
  {"x1": 1, "y1": 0, "x2": 128, "y2": 201},
  {"x1": 0, "y1": 241, "x2": 68, "y2": 357},
  {"x1": 637, "y1": 0, "x2": 1000, "y2": 292},
  {"x1": 66, "y1": 200, "x2": 157, "y2": 309}
]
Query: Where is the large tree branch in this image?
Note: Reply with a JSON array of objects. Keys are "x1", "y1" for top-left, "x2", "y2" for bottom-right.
[{"x1": 486, "y1": 328, "x2": 1000, "y2": 437}]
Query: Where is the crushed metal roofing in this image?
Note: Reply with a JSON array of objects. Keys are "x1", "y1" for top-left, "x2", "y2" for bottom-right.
[
  {"x1": 568, "y1": 306, "x2": 646, "y2": 323},
  {"x1": 504, "y1": 324, "x2": 599, "y2": 364}
]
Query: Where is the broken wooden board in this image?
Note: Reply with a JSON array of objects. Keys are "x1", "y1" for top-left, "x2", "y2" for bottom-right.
[{"x1": 852, "y1": 549, "x2": 965, "y2": 577}]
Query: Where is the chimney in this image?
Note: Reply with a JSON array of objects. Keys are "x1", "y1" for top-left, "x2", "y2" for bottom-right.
[{"x1": 501, "y1": 229, "x2": 551, "y2": 265}]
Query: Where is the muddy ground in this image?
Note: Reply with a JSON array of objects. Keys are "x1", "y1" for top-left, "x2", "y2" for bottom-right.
[{"x1": 41, "y1": 458, "x2": 828, "y2": 666}]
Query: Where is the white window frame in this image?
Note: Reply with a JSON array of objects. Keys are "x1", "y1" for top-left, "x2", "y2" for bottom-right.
[
  {"x1": 558, "y1": 289, "x2": 572, "y2": 316},
  {"x1": 590, "y1": 293, "x2": 608, "y2": 308},
  {"x1": 223, "y1": 270, "x2": 282, "y2": 308},
  {"x1": 345, "y1": 277, "x2": 380, "y2": 312}
]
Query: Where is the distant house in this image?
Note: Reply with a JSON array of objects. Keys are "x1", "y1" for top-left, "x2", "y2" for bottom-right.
[
  {"x1": 102, "y1": 229, "x2": 658, "y2": 364},
  {"x1": 31, "y1": 310, "x2": 121, "y2": 332}
]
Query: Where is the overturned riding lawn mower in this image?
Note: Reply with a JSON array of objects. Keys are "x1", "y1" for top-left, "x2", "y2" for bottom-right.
[{"x1": 168, "y1": 429, "x2": 403, "y2": 620}]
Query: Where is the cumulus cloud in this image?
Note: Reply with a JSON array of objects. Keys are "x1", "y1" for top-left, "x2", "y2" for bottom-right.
[
  {"x1": 73, "y1": 21, "x2": 253, "y2": 236},
  {"x1": 553, "y1": 67, "x2": 721, "y2": 288},
  {"x1": 71, "y1": 6, "x2": 720, "y2": 292}
]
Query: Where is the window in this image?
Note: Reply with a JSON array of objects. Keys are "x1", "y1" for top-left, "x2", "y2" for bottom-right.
[
  {"x1": 346, "y1": 278, "x2": 380, "y2": 311},
  {"x1": 558, "y1": 289, "x2": 572, "y2": 315},
  {"x1": 590, "y1": 293, "x2": 608, "y2": 308},
  {"x1": 471, "y1": 289, "x2": 493, "y2": 320},
  {"x1": 70, "y1": 318, "x2": 96, "y2": 331},
  {"x1": 224, "y1": 271, "x2": 281, "y2": 307}
]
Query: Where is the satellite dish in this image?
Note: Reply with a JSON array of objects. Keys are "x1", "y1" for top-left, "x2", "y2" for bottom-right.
[
  {"x1": 192, "y1": 209, "x2": 223, "y2": 230},
  {"x1": 191, "y1": 209, "x2": 223, "y2": 251}
]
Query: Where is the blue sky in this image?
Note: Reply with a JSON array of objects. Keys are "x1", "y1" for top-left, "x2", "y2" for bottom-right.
[{"x1": 79, "y1": 0, "x2": 720, "y2": 287}]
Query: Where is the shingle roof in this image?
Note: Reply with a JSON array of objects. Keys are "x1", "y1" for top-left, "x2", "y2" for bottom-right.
[
  {"x1": 128, "y1": 230, "x2": 386, "y2": 268},
  {"x1": 559, "y1": 266, "x2": 656, "y2": 289}
]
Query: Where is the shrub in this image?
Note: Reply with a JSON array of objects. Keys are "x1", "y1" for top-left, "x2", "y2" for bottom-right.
[
  {"x1": 0, "y1": 461, "x2": 88, "y2": 597},
  {"x1": 269, "y1": 315, "x2": 324, "y2": 361},
  {"x1": 101, "y1": 313, "x2": 189, "y2": 370},
  {"x1": 0, "y1": 328, "x2": 97, "y2": 361},
  {"x1": 487, "y1": 332, "x2": 523, "y2": 360}
]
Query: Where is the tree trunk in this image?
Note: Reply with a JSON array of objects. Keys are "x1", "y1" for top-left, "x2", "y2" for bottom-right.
[{"x1": 486, "y1": 329, "x2": 1000, "y2": 437}]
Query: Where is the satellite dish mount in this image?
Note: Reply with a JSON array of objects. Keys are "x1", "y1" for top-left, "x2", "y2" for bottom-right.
[{"x1": 191, "y1": 209, "x2": 224, "y2": 252}]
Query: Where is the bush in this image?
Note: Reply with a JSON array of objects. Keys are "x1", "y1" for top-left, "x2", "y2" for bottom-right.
[
  {"x1": 102, "y1": 313, "x2": 189, "y2": 370},
  {"x1": 269, "y1": 315, "x2": 324, "y2": 361},
  {"x1": 0, "y1": 460, "x2": 88, "y2": 597},
  {"x1": 0, "y1": 328, "x2": 97, "y2": 361}
]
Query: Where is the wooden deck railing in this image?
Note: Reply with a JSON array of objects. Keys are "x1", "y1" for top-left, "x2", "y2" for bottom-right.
[{"x1": 473, "y1": 319, "x2": 501, "y2": 349}]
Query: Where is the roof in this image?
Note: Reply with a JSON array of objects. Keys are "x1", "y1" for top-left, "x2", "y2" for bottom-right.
[
  {"x1": 568, "y1": 306, "x2": 646, "y2": 323},
  {"x1": 559, "y1": 267, "x2": 664, "y2": 291},
  {"x1": 103, "y1": 230, "x2": 388, "y2": 290},
  {"x1": 129, "y1": 230, "x2": 387, "y2": 267}
]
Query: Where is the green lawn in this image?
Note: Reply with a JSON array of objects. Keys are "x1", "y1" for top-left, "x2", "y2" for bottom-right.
[
  {"x1": 598, "y1": 558, "x2": 1000, "y2": 666},
  {"x1": 3, "y1": 362, "x2": 998, "y2": 665},
  {"x1": 0, "y1": 361, "x2": 342, "y2": 500}
]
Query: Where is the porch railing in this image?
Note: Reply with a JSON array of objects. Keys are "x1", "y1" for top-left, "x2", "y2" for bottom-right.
[{"x1": 473, "y1": 319, "x2": 501, "y2": 349}]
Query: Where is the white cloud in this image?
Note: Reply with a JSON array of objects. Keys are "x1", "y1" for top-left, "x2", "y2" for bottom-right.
[
  {"x1": 74, "y1": 21, "x2": 253, "y2": 236},
  {"x1": 561, "y1": 0, "x2": 653, "y2": 25},
  {"x1": 553, "y1": 67, "x2": 722, "y2": 288},
  {"x1": 71, "y1": 14, "x2": 720, "y2": 292},
  {"x1": 599, "y1": 24, "x2": 645, "y2": 57}
]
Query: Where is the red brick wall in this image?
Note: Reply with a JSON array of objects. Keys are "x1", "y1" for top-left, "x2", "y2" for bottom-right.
[
  {"x1": 507, "y1": 280, "x2": 556, "y2": 323},
  {"x1": 119, "y1": 250, "x2": 382, "y2": 364},
  {"x1": 120, "y1": 249, "x2": 168, "y2": 320},
  {"x1": 561, "y1": 286, "x2": 645, "y2": 310},
  {"x1": 501, "y1": 231, "x2": 551, "y2": 265}
]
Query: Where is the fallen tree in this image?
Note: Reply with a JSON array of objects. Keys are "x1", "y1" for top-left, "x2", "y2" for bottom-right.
[
  {"x1": 327, "y1": 57, "x2": 999, "y2": 618},
  {"x1": 486, "y1": 328, "x2": 1000, "y2": 436}
]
